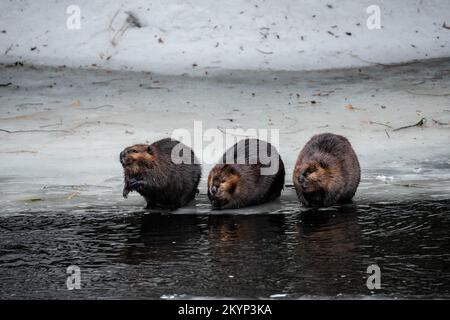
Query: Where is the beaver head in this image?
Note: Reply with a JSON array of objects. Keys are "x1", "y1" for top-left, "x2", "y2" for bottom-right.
[
  {"x1": 295, "y1": 159, "x2": 334, "y2": 193},
  {"x1": 207, "y1": 164, "x2": 242, "y2": 209},
  {"x1": 120, "y1": 144, "x2": 155, "y2": 175}
]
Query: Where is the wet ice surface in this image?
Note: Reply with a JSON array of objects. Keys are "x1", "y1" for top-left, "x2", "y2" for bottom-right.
[
  {"x1": 0, "y1": 59, "x2": 450, "y2": 299},
  {"x1": 0, "y1": 196, "x2": 449, "y2": 299}
]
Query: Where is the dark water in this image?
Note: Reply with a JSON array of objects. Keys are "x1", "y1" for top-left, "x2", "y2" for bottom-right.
[{"x1": 0, "y1": 198, "x2": 449, "y2": 299}]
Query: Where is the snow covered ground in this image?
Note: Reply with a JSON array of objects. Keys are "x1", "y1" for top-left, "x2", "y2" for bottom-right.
[
  {"x1": 0, "y1": 58, "x2": 449, "y2": 213},
  {"x1": 1, "y1": 0, "x2": 450, "y2": 75},
  {"x1": 0, "y1": 0, "x2": 449, "y2": 213}
]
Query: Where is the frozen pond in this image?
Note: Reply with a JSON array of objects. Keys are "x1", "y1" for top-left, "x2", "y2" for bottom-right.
[{"x1": 0, "y1": 59, "x2": 449, "y2": 299}]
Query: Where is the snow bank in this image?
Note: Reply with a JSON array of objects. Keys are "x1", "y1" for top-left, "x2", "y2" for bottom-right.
[{"x1": 0, "y1": 0, "x2": 449, "y2": 75}]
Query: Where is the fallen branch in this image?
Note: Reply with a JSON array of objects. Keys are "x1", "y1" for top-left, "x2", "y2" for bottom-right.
[
  {"x1": 68, "y1": 121, "x2": 100, "y2": 131},
  {"x1": 0, "y1": 128, "x2": 70, "y2": 134},
  {"x1": 43, "y1": 184, "x2": 113, "y2": 190},
  {"x1": 0, "y1": 82, "x2": 12, "y2": 87},
  {"x1": 140, "y1": 85, "x2": 168, "y2": 90},
  {"x1": 312, "y1": 90, "x2": 335, "y2": 97},
  {"x1": 4, "y1": 44, "x2": 13, "y2": 55},
  {"x1": 103, "y1": 121, "x2": 131, "y2": 126},
  {"x1": 406, "y1": 89, "x2": 450, "y2": 96},
  {"x1": 40, "y1": 119, "x2": 63, "y2": 128},
  {"x1": 217, "y1": 126, "x2": 255, "y2": 137},
  {"x1": 110, "y1": 11, "x2": 142, "y2": 47},
  {"x1": 67, "y1": 190, "x2": 80, "y2": 200},
  {"x1": 81, "y1": 104, "x2": 114, "y2": 110},
  {"x1": 351, "y1": 54, "x2": 419, "y2": 67},
  {"x1": 125, "y1": 11, "x2": 142, "y2": 28},
  {"x1": 393, "y1": 118, "x2": 426, "y2": 132},
  {"x1": 256, "y1": 48, "x2": 274, "y2": 54},
  {"x1": 108, "y1": 9, "x2": 121, "y2": 32},
  {"x1": 0, "y1": 150, "x2": 37, "y2": 154},
  {"x1": 392, "y1": 183, "x2": 425, "y2": 188},
  {"x1": 283, "y1": 116, "x2": 303, "y2": 134},
  {"x1": 432, "y1": 118, "x2": 448, "y2": 126},
  {"x1": 15, "y1": 103, "x2": 43, "y2": 108},
  {"x1": 92, "y1": 78, "x2": 128, "y2": 84},
  {"x1": 369, "y1": 121, "x2": 392, "y2": 128}
]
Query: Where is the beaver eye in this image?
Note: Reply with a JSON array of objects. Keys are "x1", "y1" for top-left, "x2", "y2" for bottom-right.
[
  {"x1": 131, "y1": 149, "x2": 138, "y2": 153},
  {"x1": 319, "y1": 161, "x2": 327, "y2": 168}
]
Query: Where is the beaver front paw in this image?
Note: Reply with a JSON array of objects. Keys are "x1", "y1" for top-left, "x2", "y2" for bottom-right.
[
  {"x1": 128, "y1": 178, "x2": 146, "y2": 193},
  {"x1": 123, "y1": 187, "x2": 130, "y2": 198}
]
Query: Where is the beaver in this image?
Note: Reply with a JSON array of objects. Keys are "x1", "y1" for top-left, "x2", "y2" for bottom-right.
[
  {"x1": 207, "y1": 138, "x2": 285, "y2": 209},
  {"x1": 120, "y1": 138, "x2": 201, "y2": 210},
  {"x1": 293, "y1": 133, "x2": 360, "y2": 207}
]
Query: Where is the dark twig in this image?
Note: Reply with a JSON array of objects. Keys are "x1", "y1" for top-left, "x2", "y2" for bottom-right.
[
  {"x1": 256, "y1": 48, "x2": 274, "y2": 54},
  {"x1": 217, "y1": 126, "x2": 254, "y2": 137},
  {"x1": 312, "y1": 90, "x2": 335, "y2": 97},
  {"x1": 92, "y1": 78, "x2": 128, "y2": 85},
  {"x1": 16, "y1": 103, "x2": 43, "y2": 108},
  {"x1": 81, "y1": 104, "x2": 114, "y2": 110},
  {"x1": 351, "y1": 54, "x2": 419, "y2": 67},
  {"x1": 0, "y1": 128, "x2": 70, "y2": 134},
  {"x1": 0, "y1": 82, "x2": 12, "y2": 87},
  {"x1": 369, "y1": 121, "x2": 392, "y2": 128},
  {"x1": 406, "y1": 89, "x2": 450, "y2": 96},
  {"x1": 125, "y1": 11, "x2": 142, "y2": 28},
  {"x1": 4, "y1": 44, "x2": 13, "y2": 55},
  {"x1": 393, "y1": 118, "x2": 426, "y2": 132},
  {"x1": 432, "y1": 118, "x2": 448, "y2": 126},
  {"x1": 40, "y1": 120, "x2": 63, "y2": 128}
]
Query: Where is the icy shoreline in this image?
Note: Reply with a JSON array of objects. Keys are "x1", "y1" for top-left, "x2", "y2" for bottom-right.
[{"x1": 0, "y1": 58, "x2": 449, "y2": 213}]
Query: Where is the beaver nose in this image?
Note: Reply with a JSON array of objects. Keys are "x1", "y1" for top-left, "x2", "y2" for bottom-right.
[
  {"x1": 211, "y1": 186, "x2": 218, "y2": 195},
  {"x1": 120, "y1": 150, "x2": 128, "y2": 165},
  {"x1": 299, "y1": 170, "x2": 306, "y2": 184},
  {"x1": 299, "y1": 175, "x2": 305, "y2": 184}
]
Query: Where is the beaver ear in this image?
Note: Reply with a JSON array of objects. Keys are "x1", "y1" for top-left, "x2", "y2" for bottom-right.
[{"x1": 222, "y1": 164, "x2": 237, "y2": 174}]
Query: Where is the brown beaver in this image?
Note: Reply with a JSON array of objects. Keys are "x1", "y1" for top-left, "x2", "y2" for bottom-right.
[
  {"x1": 120, "y1": 138, "x2": 201, "y2": 210},
  {"x1": 293, "y1": 133, "x2": 360, "y2": 207},
  {"x1": 207, "y1": 138, "x2": 285, "y2": 209}
]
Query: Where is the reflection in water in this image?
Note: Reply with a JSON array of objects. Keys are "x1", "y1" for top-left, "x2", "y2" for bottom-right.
[{"x1": 0, "y1": 199, "x2": 449, "y2": 299}]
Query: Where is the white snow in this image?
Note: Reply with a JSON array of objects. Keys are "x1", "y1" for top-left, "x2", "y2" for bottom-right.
[{"x1": 1, "y1": 0, "x2": 449, "y2": 75}]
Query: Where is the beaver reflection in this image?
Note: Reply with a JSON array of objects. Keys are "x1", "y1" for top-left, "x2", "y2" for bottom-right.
[
  {"x1": 295, "y1": 206, "x2": 361, "y2": 280},
  {"x1": 205, "y1": 215, "x2": 288, "y2": 269},
  {"x1": 121, "y1": 213, "x2": 206, "y2": 265}
]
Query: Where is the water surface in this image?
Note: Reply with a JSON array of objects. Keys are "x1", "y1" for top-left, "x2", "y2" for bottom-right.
[{"x1": 1, "y1": 195, "x2": 449, "y2": 299}]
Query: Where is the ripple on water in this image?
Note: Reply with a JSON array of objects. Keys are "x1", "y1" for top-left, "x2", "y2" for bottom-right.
[{"x1": 0, "y1": 198, "x2": 449, "y2": 299}]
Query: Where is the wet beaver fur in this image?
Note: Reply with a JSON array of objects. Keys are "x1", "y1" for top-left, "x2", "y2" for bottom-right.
[
  {"x1": 207, "y1": 138, "x2": 285, "y2": 209},
  {"x1": 120, "y1": 138, "x2": 201, "y2": 210},
  {"x1": 293, "y1": 133, "x2": 360, "y2": 207}
]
